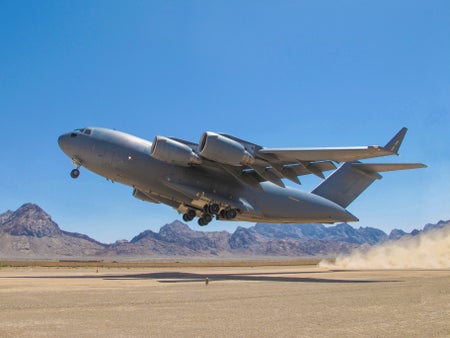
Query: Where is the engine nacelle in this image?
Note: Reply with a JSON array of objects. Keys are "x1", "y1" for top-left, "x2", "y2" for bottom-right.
[
  {"x1": 199, "y1": 132, "x2": 254, "y2": 166},
  {"x1": 151, "y1": 136, "x2": 202, "y2": 166}
]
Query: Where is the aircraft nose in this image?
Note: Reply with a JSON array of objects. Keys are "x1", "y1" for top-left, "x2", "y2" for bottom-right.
[
  {"x1": 58, "y1": 133, "x2": 68, "y2": 151},
  {"x1": 58, "y1": 132, "x2": 76, "y2": 156}
]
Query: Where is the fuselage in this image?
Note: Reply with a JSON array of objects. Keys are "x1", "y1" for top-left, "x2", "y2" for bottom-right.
[{"x1": 58, "y1": 127, "x2": 358, "y2": 225}]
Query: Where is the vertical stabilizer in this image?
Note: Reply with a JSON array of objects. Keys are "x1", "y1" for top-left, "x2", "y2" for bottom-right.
[
  {"x1": 311, "y1": 162, "x2": 380, "y2": 208},
  {"x1": 384, "y1": 127, "x2": 407, "y2": 154}
]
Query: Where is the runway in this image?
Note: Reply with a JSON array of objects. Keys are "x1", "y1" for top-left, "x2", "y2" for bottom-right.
[{"x1": 0, "y1": 265, "x2": 448, "y2": 337}]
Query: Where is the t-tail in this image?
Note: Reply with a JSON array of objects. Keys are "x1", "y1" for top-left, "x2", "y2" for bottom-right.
[
  {"x1": 311, "y1": 128, "x2": 427, "y2": 208},
  {"x1": 311, "y1": 162, "x2": 426, "y2": 208}
]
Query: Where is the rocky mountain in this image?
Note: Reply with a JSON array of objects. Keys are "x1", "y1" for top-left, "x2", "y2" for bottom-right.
[
  {"x1": 386, "y1": 219, "x2": 450, "y2": 240},
  {"x1": 252, "y1": 223, "x2": 388, "y2": 245},
  {"x1": 0, "y1": 203, "x2": 105, "y2": 259},
  {"x1": 225, "y1": 223, "x2": 388, "y2": 256},
  {"x1": 389, "y1": 229, "x2": 407, "y2": 240},
  {"x1": 0, "y1": 210, "x2": 13, "y2": 225},
  {"x1": 1, "y1": 203, "x2": 62, "y2": 237},
  {"x1": 108, "y1": 221, "x2": 231, "y2": 256},
  {"x1": 1, "y1": 203, "x2": 448, "y2": 259},
  {"x1": 423, "y1": 219, "x2": 450, "y2": 232}
]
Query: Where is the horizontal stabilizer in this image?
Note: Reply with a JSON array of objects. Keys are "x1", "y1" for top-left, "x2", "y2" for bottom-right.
[{"x1": 352, "y1": 163, "x2": 427, "y2": 173}]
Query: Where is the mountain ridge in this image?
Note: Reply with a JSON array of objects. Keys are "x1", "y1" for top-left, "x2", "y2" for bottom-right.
[{"x1": 1, "y1": 203, "x2": 448, "y2": 259}]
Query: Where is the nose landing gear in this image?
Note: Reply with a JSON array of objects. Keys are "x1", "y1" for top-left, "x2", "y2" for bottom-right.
[{"x1": 70, "y1": 158, "x2": 82, "y2": 179}]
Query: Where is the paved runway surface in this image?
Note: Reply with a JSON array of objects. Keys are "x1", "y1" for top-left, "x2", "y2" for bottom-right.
[{"x1": 0, "y1": 265, "x2": 448, "y2": 337}]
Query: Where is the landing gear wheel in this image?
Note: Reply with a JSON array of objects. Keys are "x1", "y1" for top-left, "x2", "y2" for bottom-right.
[
  {"x1": 225, "y1": 209, "x2": 237, "y2": 219},
  {"x1": 208, "y1": 203, "x2": 220, "y2": 215},
  {"x1": 203, "y1": 213, "x2": 212, "y2": 223},
  {"x1": 183, "y1": 209, "x2": 196, "y2": 222},
  {"x1": 198, "y1": 212, "x2": 213, "y2": 226},
  {"x1": 187, "y1": 209, "x2": 196, "y2": 219},
  {"x1": 70, "y1": 168, "x2": 80, "y2": 179}
]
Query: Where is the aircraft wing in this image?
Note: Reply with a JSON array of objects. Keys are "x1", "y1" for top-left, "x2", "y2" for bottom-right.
[
  {"x1": 234, "y1": 128, "x2": 408, "y2": 187},
  {"x1": 152, "y1": 128, "x2": 410, "y2": 188},
  {"x1": 257, "y1": 127, "x2": 407, "y2": 163}
]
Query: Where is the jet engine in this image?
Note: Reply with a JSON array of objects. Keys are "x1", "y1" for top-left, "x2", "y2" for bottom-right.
[
  {"x1": 199, "y1": 132, "x2": 254, "y2": 166},
  {"x1": 151, "y1": 136, "x2": 202, "y2": 166}
]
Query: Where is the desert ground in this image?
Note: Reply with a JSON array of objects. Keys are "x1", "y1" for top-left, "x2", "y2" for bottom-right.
[{"x1": 0, "y1": 263, "x2": 448, "y2": 337}]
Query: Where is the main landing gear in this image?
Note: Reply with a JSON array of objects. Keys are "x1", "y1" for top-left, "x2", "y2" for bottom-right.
[
  {"x1": 182, "y1": 203, "x2": 239, "y2": 227},
  {"x1": 182, "y1": 209, "x2": 196, "y2": 222},
  {"x1": 197, "y1": 214, "x2": 212, "y2": 226}
]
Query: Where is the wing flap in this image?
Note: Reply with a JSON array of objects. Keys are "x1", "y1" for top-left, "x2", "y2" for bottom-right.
[
  {"x1": 252, "y1": 165, "x2": 286, "y2": 187},
  {"x1": 242, "y1": 161, "x2": 337, "y2": 185}
]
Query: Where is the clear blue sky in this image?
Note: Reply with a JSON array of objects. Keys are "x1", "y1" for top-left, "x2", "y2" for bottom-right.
[{"x1": 0, "y1": 1, "x2": 449, "y2": 243}]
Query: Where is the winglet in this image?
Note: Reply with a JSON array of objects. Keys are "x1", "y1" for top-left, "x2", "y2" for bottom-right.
[{"x1": 384, "y1": 127, "x2": 407, "y2": 155}]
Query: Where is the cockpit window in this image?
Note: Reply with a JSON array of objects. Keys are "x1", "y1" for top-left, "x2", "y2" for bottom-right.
[{"x1": 73, "y1": 128, "x2": 91, "y2": 135}]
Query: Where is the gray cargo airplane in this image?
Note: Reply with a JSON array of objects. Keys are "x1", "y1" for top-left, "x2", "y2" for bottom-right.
[{"x1": 58, "y1": 127, "x2": 426, "y2": 226}]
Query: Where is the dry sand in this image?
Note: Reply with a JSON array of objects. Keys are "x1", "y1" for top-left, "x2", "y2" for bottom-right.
[{"x1": 0, "y1": 265, "x2": 448, "y2": 337}]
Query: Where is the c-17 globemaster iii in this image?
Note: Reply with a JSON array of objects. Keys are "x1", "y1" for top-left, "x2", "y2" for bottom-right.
[{"x1": 58, "y1": 127, "x2": 426, "y2": 226}]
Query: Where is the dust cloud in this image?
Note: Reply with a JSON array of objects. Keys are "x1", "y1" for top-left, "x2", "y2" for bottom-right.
[{"x1": 320, "y1": 225, "x2": 450, "y2": 269}]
